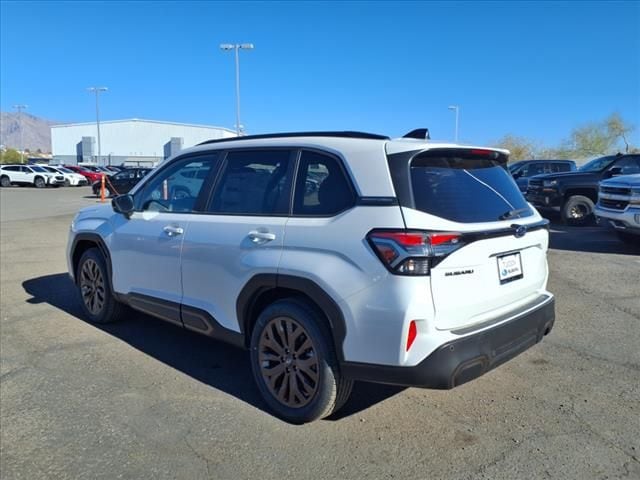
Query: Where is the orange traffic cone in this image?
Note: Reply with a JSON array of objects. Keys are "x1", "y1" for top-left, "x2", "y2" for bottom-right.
[{"x1": 100, "y1": 174, "x2": 106, "y2": 203}]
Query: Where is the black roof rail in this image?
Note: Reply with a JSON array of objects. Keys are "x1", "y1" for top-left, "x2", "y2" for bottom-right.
[{"x1": 197, "y1": 131, "x2": 389, "y2": 146}]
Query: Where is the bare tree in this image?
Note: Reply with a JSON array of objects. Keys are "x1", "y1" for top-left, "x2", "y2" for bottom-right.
[{"x1": 492, "y1": 134, "x2": 539, "y2": 161}]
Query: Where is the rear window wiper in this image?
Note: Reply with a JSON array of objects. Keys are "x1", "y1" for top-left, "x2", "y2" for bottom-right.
[{"x1": 499, "y1": 208, "x2": 529, "y2": 220}]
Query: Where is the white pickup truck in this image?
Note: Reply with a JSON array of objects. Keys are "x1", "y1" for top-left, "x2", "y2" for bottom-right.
[{"x1": 595, "y1": 174, "x2": 640, "y2": 243}]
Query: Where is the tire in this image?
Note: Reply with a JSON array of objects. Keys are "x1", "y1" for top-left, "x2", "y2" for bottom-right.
[
  {"x1": 34, "y1": 176, "x2": 45, "y2": 188},
  {"x1": 250, "y1": 298, "x2": 353, "y2": 424},
  {"x1": 617, "y1": 231, "x2": 639, "y2": 245},
  {"x1": 64, "y1": 179, "x2": 71, "y2": 187},
  {"x1": 0, "y1": 176, "x2": 10, "y2": 187},
  {"x1": 76, "y1": 248, "x2": 128, "y2": 324},
  {"x1": 561, "y1": 195, "x2": 595, "y2": 226}
]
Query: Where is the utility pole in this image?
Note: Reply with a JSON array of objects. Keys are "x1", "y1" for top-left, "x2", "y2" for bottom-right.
[
  {"x1": 87, "y1": 87, "x2": 108, "y2": 165},
  {"x1": 12, "y1": 104, "x2": 28, "y2": 163},
  {"x1": 448, "y1": 105, "x2": 460, "y2": 143},
  {"x1": 220, "y1": 43, "x2": 254, "y2": 135}
]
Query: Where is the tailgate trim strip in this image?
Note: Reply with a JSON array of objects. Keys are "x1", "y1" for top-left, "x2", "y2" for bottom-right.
[{"x1": 450, "y1": 294, "x2": 553, "y2": 336}]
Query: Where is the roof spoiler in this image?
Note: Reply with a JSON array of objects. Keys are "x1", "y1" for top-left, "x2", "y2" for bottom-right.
[{"x1": 403, "y1": 128, "x2": 430, "y2": 140}]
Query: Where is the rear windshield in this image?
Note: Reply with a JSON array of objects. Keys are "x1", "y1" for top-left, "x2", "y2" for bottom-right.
[{"x1": 410, "y1": 151, "x2": 533, "y2": 223}]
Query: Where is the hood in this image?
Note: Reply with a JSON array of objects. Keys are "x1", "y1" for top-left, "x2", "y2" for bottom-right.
[
  {"x1": 599, "y1": 174, "x2": 640, "y2": 188},
  {"x1": 74, "y1": 203, "x2": 114, "y2": 223},
  {"x1": 531, "y1": 170, "x2": 599, "y2": 181}
]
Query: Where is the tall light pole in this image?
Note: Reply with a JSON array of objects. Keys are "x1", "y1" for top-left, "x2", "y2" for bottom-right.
[
  {"x1": 87, "y1": 87, "x2": 108, "y2": 165},
  {"x1": 12, "y1": 104, "x2": 28, "y2": 163},
  {"x1": 448, "y1": 105, "x2": 459, "y2": 143},
  {"x1": 220, "y1": 43, "x2": 254, "y2": 136}
]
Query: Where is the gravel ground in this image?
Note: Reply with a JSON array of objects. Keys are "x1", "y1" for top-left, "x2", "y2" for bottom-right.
[{"x1": 1, "y1": 187, "x2": 639, "y2": 480}]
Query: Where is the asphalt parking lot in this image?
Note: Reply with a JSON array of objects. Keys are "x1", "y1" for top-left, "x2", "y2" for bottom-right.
[{"x1": 1, "y1": 186, "x2": 639, "y2": 480}]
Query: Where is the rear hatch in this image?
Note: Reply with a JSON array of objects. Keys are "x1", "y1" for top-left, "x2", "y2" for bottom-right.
[{"x1": 396, "y1": 148, "x2": 549, "y2": 331}]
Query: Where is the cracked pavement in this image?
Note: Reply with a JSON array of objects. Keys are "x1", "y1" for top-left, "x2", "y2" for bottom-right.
[{"x1": 1, "y1": 187, "x2": 639, "y2": 479}]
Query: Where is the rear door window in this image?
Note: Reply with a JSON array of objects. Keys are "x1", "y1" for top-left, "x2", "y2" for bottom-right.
[
  {"x1": 552, "y1": 163, "x2": 572, "y2": 173},
  {"x1": 409, "y1": 150, "x2": 532, "y2": 223},
  {"x1": 527, "y1": 163, "x2": 545, "y2": 176},
  {"x1": 208, "y1": 149, "x2": 294, "y2": 215}
]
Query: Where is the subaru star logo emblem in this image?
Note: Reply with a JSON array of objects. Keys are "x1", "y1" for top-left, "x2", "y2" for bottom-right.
[{"x1": 514, "y1": 225, "x2": 527, "y2": 238}]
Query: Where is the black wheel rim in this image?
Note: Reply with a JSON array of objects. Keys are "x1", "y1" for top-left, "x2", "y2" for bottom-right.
[
  {"x1": 258, "y1": 317, "x2": 319, "y2": 408},
  {"x1": 79, "y1": 259, "x2": 106, "y2": 315}
]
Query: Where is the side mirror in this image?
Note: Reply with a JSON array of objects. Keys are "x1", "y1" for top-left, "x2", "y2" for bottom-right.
[
  {"x1": 512, "y1": 171, "x2": 522, "y2": 179},
  {"x1": 112, "y1": 194, "x2": 134, "y2": 218}
]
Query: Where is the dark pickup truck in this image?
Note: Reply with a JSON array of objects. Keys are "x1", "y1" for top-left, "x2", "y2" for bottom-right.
[
  {"x1": 526, "y1": 153, "x2": 640, "y2": 225},
  {"x1": 509, "y1": 159, "x2": 577, "y2": 193}
]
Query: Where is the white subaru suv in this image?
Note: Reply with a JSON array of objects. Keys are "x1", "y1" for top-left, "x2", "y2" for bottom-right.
[
  {"x1": 67, "y1": 131, "x2": 555, "y2": 423},
  {"x1": 1, "y1": 164, "x2": 65, "y2": 188}
]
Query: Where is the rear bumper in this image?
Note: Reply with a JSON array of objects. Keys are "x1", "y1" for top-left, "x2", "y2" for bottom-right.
[{"x1": 342, "y1": 295, "x2": 555, "y2": 389}]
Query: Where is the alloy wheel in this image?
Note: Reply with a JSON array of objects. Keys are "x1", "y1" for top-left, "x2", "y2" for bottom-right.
[
  {"x1": 258, "y1": 316, "x2": 319, "y2": 408},
  {"x1": 79, "y1": 259, "x2": 106, "y2": 315},
  {"x1": 570, "y1": 204, "x2": 587, "y2": 219}
]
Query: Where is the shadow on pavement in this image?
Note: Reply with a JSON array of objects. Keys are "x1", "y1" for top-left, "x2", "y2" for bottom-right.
[
  {"x1": 22, "y1": 273, "x2": 402, "y2": 422},
  {"x1": 548, "y1": 222, "x2": 640, "y2": 255}
]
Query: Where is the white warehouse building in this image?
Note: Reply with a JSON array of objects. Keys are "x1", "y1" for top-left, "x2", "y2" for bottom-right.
[{"x1": 51, "y1": 118, "x2": 236, "y2": 166}]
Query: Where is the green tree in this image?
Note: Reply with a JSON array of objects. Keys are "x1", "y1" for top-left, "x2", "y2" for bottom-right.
[
  {"x1": 567, "y1": 113, "x2": 634, "y2": 158},
  {"x1": 0, "y1": 149, "x2": 23, "y2": 164}
]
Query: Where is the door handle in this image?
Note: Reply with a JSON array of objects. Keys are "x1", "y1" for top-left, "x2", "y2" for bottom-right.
[
  {"x1": 248, "y1": 230, "x2": 276, "y2": 243},
  {"x1": 163, "y1": 225, "x2": 184, "y2": 237}
]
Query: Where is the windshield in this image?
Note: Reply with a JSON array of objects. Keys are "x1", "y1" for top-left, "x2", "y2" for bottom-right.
[
  {"x1": 410, "y1": 152, "x2": 533, "y2": 223},
  {"x1": 31, "y1": 166, "x2": 47, "y2": 172},
  {"x1": 508, "y1": 163, "x2": 523, "y2": 173},
  {"x1": 579, "y1": 155, "x2": 617, "y2": 172},
  {"x1": 57, "y1": 167, "x2": 73, "y2": 173}
]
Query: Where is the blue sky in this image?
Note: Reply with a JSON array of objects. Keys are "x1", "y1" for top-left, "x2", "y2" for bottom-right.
[{"x1": 1, "y1": 1, "x2": 639, "y2": 147}]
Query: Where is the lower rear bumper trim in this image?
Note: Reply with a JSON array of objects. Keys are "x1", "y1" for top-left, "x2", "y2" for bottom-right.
[{"x1": 341, "y1": 296, "x2": 555, "y2": 389}]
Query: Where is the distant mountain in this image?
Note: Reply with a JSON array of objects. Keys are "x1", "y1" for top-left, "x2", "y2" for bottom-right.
[{"x1": 0, "y1": 112, "x2": 62, "y2": 153}]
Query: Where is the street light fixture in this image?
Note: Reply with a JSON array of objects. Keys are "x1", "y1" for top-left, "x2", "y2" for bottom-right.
[
  {"x1": 87, "y1": 87, "x2": 108, "y2": 165},
  {"x1": 220, "y1": 43, "x2": 254, "y2": 135},
  {"x1": 12, "y1": 104, "x2": 28, "y2": 163},
  {"x1": 448, "y1": 105, "x2": 459, "y2": 143}
]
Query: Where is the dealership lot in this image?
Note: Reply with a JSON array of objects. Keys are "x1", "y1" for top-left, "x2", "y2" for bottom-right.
[{"x1": 1, "y1": 187, "x2": 639, "y2": 479}]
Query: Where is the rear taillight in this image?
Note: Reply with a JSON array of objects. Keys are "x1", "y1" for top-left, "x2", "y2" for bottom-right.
[{"x1": 367, "y1": 229, "x2": 464, "y2": 275}]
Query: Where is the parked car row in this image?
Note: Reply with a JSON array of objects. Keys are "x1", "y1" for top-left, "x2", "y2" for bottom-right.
[
  {"x1": 91, "y1": 167, "x2": 152, "y2": 197},
  {"x1": 1, "y1": 164, "x2": 66, "y2": 188},
  {"x1": 1, "y1": 163, "x2": 149, "y2": 190}
]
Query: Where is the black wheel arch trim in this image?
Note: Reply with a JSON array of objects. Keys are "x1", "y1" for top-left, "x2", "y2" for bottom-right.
[
  {"x1": 237, "y1": 273, "x2": 348, "y2": 363},
  {"x1": 70, "y1": 233, "x2": 114, "y2": 289}
]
